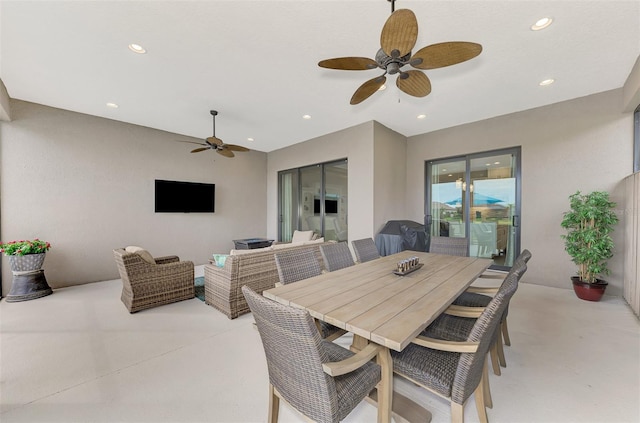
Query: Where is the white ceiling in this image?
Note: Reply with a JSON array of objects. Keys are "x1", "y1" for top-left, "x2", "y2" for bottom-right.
[{"x1": 1, "y1": 1, "x2": 639, "y2": 153}]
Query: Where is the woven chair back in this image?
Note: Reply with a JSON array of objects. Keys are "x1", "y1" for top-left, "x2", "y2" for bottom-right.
[
  {"x1": 429, "y1": 236, "x2": 469, "y2": 257},
  {"x1": 320, "y1": 242, "x2": 355, "y2": 272},
  {"x1": 274, "y1": 248, "x2": 322, "y2": 285},
  {"x1": 351, "y1": 238, "x2": 381, "y2": 263},
  {"x1": 242, "y1": 286, "x2": 340, "y2": 422},
  {"x1": 452, "y1": 264, "x2": 526, "y2": 404}
]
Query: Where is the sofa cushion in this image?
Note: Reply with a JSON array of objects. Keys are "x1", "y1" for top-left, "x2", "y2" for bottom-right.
[
  {"x1": 230, "y1": 246, "x2": 273, "y2": 255},
  {"x1": 291, "y1": 230, "x2": 314, "y2": 243},
  {"x1": 303, "y1": 238, "x2": 325, "y2": 244},
  {"x1": 125, "y1": 246, "x2": 156, "y2": 264}
]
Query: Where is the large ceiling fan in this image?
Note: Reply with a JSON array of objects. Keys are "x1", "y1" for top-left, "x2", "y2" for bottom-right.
[
  {"x1": 180, "y1": 110, "x2": 250, "y2": 158},
  {"x1": 318, "y1": 0, "x2": 482, "y2": 105}
]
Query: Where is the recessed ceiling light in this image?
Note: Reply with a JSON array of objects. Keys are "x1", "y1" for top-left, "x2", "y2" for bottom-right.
[
  {"x1": 531, "y1": 17, "x2": 553, "y2": 31},
  {"x1": 128, "y1": 43, "x2": 146, "y2": 54},
  {"x1": 417, "y1": 114, "x2": 427, "y2": 119},
  {"x1": 302, "y1": 114, "x2": 311, "y2": 119},
  {"x1": 494, "y1": 161, "x2": 500, "y2": 165},
  {"x1": 539, "y1": 78, "x2": 555, "y2": 86},
  {"x1": 378, "y1": 85, "x2": 387, "y2": 91},
  {"x1": 247, "y1": 137, "x2": 254, "y2": 142},
  {"x1": 442, "y1": 168, "x2": 447, "y2": 172},
  {"x1": 448, "y1": 174, "x2": 453, "y2": 177},
  {"x1": 106, "y1": 102, "x2": 119, "y2": 108}
]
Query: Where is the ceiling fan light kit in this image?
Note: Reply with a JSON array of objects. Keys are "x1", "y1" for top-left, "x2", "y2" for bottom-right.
[
  {"x1": 179, "y1": 110, "x2": 250, "y2": 158},
  {"x1": 318, "y1": 0, "x2": 482, "y2": 105}
]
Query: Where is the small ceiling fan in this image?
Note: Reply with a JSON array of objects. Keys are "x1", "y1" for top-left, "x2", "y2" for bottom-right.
[
  {"x1": 318, "y1": 0, "x2": 482, "y2": 105},
  {"x1": 180, "y1": 110, "x2": 250, "y2": 158}
]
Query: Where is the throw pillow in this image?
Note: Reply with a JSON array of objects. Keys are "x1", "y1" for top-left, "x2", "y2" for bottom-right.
[
  {"x1": 291, "y1": 230, "x2": 314, "y2": 244},
  {"x1": 125, "y1": 246, "x2": 156, "y2": 264},
  {"x1": 212, "y1": 254, "x2": 228, "y2": 267}
]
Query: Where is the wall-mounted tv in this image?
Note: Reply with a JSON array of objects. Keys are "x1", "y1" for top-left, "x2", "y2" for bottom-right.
[
  {"x1": 313, "y1": 198, "x2": 338, "y2": 214},
  {"x1": 155, "y1": 179, "x2": 215, "y2": 213}
]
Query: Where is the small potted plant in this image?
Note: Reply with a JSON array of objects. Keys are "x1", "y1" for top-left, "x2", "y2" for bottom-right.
[
  {"x1": 560, "y1": 191, "x2": 619, "y2": 301},
  {"x1": 0, "y1": 239, "x2": 53, "y2": 301}
]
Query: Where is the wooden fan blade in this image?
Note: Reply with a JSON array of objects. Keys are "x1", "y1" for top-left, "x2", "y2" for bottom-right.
[
  {"x1": 396, "y1": 70, "x2": 432, "y2": 97},
  {"x1": 350, "y1": 75, "x2": 387, "y2": 105},
  {"x1": 410, "y1": 42, "x2": 482, "y2": 70},
  {"x1": 381, "y1": 9, "x2": 418, "y2": 58},
  {"x1": 318, "y1": 57, "x2": 379, "y2": 70},
  {"x1": 225, "y1": 144, "x2": 250, "y2": 152},
  {"x1": 206, "y1": 136, "x2": 223, "y2": 146},
  {"x1": 178, "y1": 140, "x2": 208, "y2": 146},
  {"x1": 191, "y1": 147, "x2": 210, "y2": 153},
  {"x1": 216, "y1": 148, "x2": 234, "y2": 158}
]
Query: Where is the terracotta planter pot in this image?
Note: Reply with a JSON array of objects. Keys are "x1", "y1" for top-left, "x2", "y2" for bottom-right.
[{"x1": 571, "y1": 276, "x2": 607, "y2": 302}]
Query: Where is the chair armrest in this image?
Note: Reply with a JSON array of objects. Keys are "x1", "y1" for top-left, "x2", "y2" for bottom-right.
[
  {"x1": 466, "y1": 286, "x2": 499, "y2": 295},
  {"x1": 412, "y1": 335, "x2": 479, "y2": 353},
  {"x1": 154, "y1": 255, "x2": 180, "y2": 264},
  {"x1": 445, "y1": 304, "x2": 485, "y2": 318},
  {"x1": 323, "y1": 343, "x2": 382, "y2": 377}
]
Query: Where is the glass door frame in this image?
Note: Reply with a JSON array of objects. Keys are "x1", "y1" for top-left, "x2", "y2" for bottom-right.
[
  {"x1": 424, "y1": 146, "x2": 521, "y2": 271},
  {"x1": 277, "y1": 158, "x2": 348, "y2": 242}
]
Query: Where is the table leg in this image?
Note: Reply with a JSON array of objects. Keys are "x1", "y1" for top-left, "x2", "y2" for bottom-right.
[
  {"x1": 351, "y1": 334, "x2": 369, "y2": 352},
  {"x1": 376, "y1": 347, "x2": 393, "y2": 423}
]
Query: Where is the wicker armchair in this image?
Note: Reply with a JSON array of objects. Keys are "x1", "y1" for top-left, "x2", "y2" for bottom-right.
[
  {"x1": 429, "y1": 236, "x2": 469, "y2": 257},
  {"x1": 320, "y1": 242, "x2": 355, "y2": 272},
  {"x1": 274, "y1": 248, "x2": 346, "y2": 341},
  {"x1": 351, "y1": 238, "x2": 381, "y2": 263},
  {"x1": 242, "y1": 286, "x2": 383, "y2": 423},
  {"x1": 391, "y1": 270, "x2": 521, "y2": 423},
  {"x1": 113, "y1": 248, "x2": 194, "y2": 313}
]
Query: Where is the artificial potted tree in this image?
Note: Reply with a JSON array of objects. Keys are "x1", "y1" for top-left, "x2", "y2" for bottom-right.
[{"x1": 560, "y1": 191, "x2": 618, "y2": 301}]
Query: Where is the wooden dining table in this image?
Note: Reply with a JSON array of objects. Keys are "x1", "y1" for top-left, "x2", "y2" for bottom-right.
[{"x1": 263, "y1": 250, "x2": 492, "y2": 423}]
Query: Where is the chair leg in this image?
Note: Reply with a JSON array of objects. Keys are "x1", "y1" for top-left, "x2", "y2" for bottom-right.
[
  {"x1": 474, "y1": 384, "x2": 489, "y2": 423},
  {"x1": 451, "y1": 402, "x2": 464, "y2": 423},
  {"x1": 496, "y1": 329, "x2": 507, "y2": 368},
  {"x1": 482, "y1": 356, "x2": 493, "y2": 409},
  {"x1": 489, "y1": 342, "x2": 501, "y2": 376},
  {"x1": 501, "y1": 318, "x2": 511, "y2": 346},
  {"x1": 269, "y1": 384, "x2": 279, "y2": 423}
]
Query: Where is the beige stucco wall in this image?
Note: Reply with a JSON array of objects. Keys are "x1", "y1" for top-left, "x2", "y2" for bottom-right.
[
  {"x1": 266, "y1": 122, "x2": 375, "y2": 242},
  {"x1": 0, "y1": 100, "x2": 267, "y2": 294},
  {"x1": 2, "y1": 88, "x2": 633, "y2": 296},
  {"x1": 406, "y1": 89, "x2": 632, "y2": 295},
  {"x1": 373, "y1": 121, "x2": 407, "y2": 233}
]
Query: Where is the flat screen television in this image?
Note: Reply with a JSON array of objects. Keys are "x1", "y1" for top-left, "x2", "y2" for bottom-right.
[
  {"x1": 155, "y1": 179, "x2": 215, "y2": 213},
  {"x1": 313, "y1": 198, "x2": 338, "y2": 214}
]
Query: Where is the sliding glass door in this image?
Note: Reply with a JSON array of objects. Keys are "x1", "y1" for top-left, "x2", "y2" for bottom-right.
[
  {"x1": 278, "y1": 159, "x2": 348, "y2": 242},
  {"x1": 426, "y1": 147, "x2": 521, "y2": 270}
]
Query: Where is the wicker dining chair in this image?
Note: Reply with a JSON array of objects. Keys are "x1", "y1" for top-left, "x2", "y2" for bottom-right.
[
  {"x1": 320, "y1": 242, "x2": 355, "y2": 272},
  {"x1": 432, "y1": 260, "x2": 528, "y2": 378},
  {"x1": 391, "y1": 270, "x2": 521, "y2": 423},
  {"x1": 351, "y1": 238, "x2": 381, "y2": 263},
  {"x1": 274, "y1": 248, "x2": 322, "y2": 285},
  {"x1": 274, "y1": 248, "x2": 346, "y2": 341},
  {"x1": 242, "y1": 286, "x2": 383, "y2": 423},
  {"x1": 429, "y1": 236, "x2": 469, "y2": 257},
  {"x1": 450, "y1": 249, "x2": 532, "y2": 372},
  {"x1": 113, "y1": 248, "x2": 194, "y2": 313}
]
